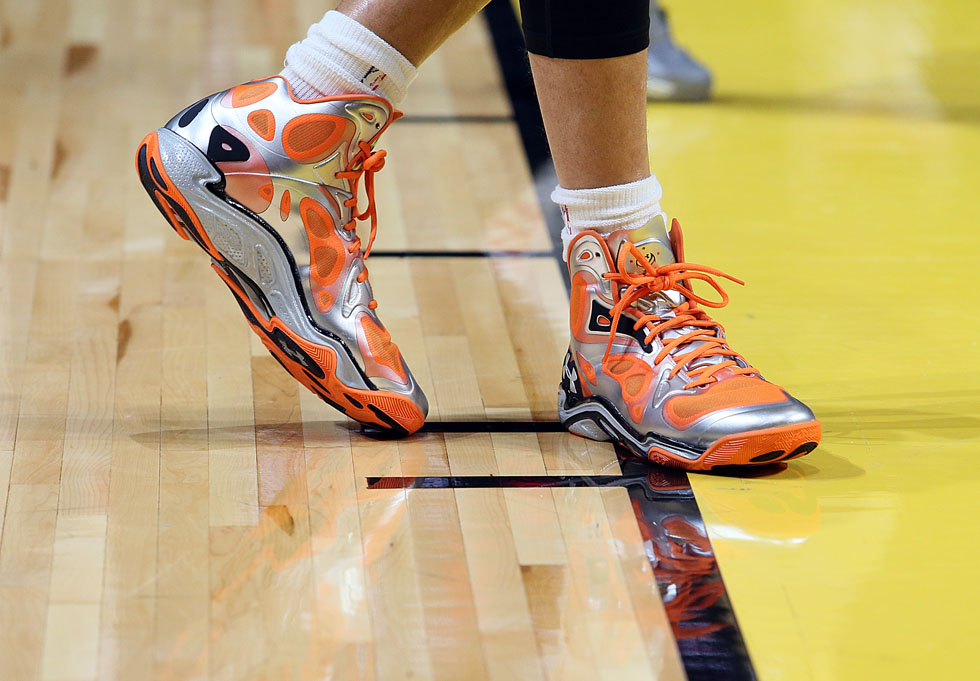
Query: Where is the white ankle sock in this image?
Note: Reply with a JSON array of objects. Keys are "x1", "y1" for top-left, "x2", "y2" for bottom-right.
[
  {"x1": 281, "y1": 11, "x2": 417, "y2": 107},
  {"x1": 552, "y1": 175, "x2": 664, "y2": 236}
]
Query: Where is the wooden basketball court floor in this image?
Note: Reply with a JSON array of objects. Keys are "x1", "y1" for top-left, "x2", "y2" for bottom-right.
[{"x1": 0, "y1": 0, "x2": 978, "y2": 679}]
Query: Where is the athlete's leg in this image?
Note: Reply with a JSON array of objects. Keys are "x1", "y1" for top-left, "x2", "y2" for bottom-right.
[
  {"x1": 529, "y1": 52, "x2": 650, "y2": 189},
  {"x1": 336, "y1": 0, "x2": 490, "y2": 65},
  {"x1": 519, "y1": 0, "x2": 822, "y2": 469},
  {"x1": 521, "y1": 0, "x2": 650, "y2": 189}
]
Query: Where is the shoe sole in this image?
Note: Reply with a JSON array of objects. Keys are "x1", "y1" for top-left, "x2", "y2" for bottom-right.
[
  {"x1": 646, "y1": 77, "x2": 711, "y2": 102},
  {"x1": 558, "y1": 389, "x2": 821, "y2": 471},
  {"x1": 135, "y1": 128, "x2": 425, "y2": 436}
]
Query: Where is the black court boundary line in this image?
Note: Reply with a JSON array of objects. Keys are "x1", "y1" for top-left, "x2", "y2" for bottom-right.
[
  {"x1": 421, "y1": 419, "x2": 565, "y2": 433},
  {"x1": 370, "y1": 250, "x2": 554, "y2": 258},
  {"x1": 478, "y1": 2, "x2": 758, "y2": 679}
]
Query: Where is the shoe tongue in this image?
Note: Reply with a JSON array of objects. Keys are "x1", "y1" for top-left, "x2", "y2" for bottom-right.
[
  {"x1": 608, "y1": 213, "x2": 677, "y2": 274},
  {"x1": 605, "y1": 214, "x2": 724, "y2": 373}
]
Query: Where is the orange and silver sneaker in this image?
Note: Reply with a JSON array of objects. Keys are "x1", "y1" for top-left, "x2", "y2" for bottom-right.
[
  {"x1": 558, "y1": 214, "x2": 820, "y2": 470},
  {"x1": 135, "y1": 76, "x2": 426, "y2": 435}
]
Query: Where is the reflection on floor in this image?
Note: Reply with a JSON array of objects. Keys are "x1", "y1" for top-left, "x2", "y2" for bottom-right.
[
  {"x1": 652, "y1": 0, "x2": 980, "y2": 678},
  {"x1": 0, "y1": 0, "x2": 976, "y2": 680}
]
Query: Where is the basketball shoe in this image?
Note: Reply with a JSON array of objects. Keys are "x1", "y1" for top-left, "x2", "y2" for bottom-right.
[
  {"x1": 646, "y1": 5, "x2": 712, "y2": 101},
  {"x1": 135, "y1": 76, "x2": 427, "y2": 435},
  {"x1": 558, "y1": 215, "x2": 820, "y2": 470}
]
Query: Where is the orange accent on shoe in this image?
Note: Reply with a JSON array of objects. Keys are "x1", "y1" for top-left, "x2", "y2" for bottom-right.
[
  {"x1": 576, "y1": 352, "x2": 596, "y2": 383},
  {"x1": 281, "y1": 113, "x2": 352, "y2": 163},
  {"x1": 258, "y1": 183, "x2": 274, "y2": 202},
  {"x1": 669, "y1": 217, "x2": 687, "y2": 262},
  {"x1": 299, "y1": 197, "x2": 346, "y2": 311},
  {"x1": 603, "y1": 354, "x2": 656, "y2": 422},
  {"x1": 664, "y1": 376, "x2": 790, "y2": 429},
  {"x1": 247, "y1": 109, "x2": 276, "y2": 141},
  {"x1": 578, "y1": 251, "x2": 592, "y2": 261},
  {"x1": 336, "y1": 142, "x2": 386, "y2": 257},
  {"x1": 211, "y1": 262, "x2": 424, "y2": 435},
  {"x1": 601, "y1": 223, "x2": 754, "y2": 390},
  {"x1": 232, "y1": 82, "x2": 277, "y2": 107},
  {"x1": 576, "y1": 352, "x2": 596, "y2": 397},
  {"x1": 213, "y1": 128, "x2": 272, "y2": 214},
  {"x1": 279, "y1": 189, "x2": 291, "y2": 221},
  {"x1": 359, "y1": 314, "x2": 409, "y2": 383},
  {"x1": 597, "y1": 315, "x2": 611, "y2": 327},
  {"x1": 136, "y1": 131, "x2": 221, "y2": 259},
  {"x1": 645, "y1": 420, "x2": 822, "y2": 470}
]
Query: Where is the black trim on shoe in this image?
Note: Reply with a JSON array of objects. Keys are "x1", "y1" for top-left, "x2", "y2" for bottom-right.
[
  {"x1": 178, "y1": 97, "x2": 210, "y2": 128},
  {"x1": 200, "y1": 166, "x2": 381, "y2": 392}
]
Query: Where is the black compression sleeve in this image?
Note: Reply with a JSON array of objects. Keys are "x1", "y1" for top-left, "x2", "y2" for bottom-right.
[{"x1": 518, "y1": 0, "x2": 650, "y2": 59}]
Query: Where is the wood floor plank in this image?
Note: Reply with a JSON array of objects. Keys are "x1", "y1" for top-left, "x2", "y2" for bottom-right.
[
  {"x1": 208, "y1": 525, "x2": 269, "y2": 680},
  {"x1": 40, "y1": 603, "x2": 101, "y2": 681},
  {"x1": 351, "y1": 440, "x2": 433, "y2": 681},
  {"x1": 553, "y1": 488, "x2": 657, "y2": 681},
  {"x1": 1, "y1": 80, "x2": 60, "y2": 261},
  {"x1": 457, "y1": 488, "x2": 545, "y2": 681},
  {"x1": 0, "y1": 258, "x2": 37, "y2": 451},
  {"x1": 493, "y1": 259, "x2": 569, "y2": 420},
  {"x1": 600, "y1": 488, "x2": 687, "y2": 681},
  {"x1": 41, "y1": 514, "x2": 107, "y2": 681},
  {"x1": 410, "y1": 488, "x2": 489, "y2": 681},
  {"x1": 357, "y1": 487, "x2": 432, "y2": 680},
  {"x1": 0, "y1": 256, "x2": 74, "y2": 681},
  {"x1": 305, "y1": 445, "x2": 376, "y2": 681},
  {"x1": 0, "y1": 450, "x2": 13, "y2": 546},
  {"x1": 255, "y1": 503, "x2": 316, "y2": 680},
  {"x1": 99, "y1": 256, "x2": 162, "y2": 681},
  {"x1": 206, "y1": 274, "x2": 259, "y2": 528},
  {"x1": 0, "y1": 483, "x2": 59, "y2": 681},
  {"x1": 520, "y1": 561, "x2": 601, "y2": 681},
  {"x1": 10, "y1": 261, "x2": 74, "y2": 487},
  {"x1": 59, "y1": 259, "x2": 118, "y2": 515},
  {"x1": 156, "y1": 256, "x2": 210, "y2": 681},
  {"x1": 252, "y1": 354, "x2": 307, "y2": 507}
]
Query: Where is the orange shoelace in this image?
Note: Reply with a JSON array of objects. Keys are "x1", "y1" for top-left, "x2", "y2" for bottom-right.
[
  {"x1": 335, "y1": 140, "x2": 387, "y2": 310},
  {"x1": 602, "y1": 241, "x2": 756, "y2": 389}
]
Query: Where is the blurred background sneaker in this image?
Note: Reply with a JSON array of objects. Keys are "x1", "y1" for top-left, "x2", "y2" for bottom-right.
[{"x1": 647, "y1": 3, "x2": 713, "y2": 101}]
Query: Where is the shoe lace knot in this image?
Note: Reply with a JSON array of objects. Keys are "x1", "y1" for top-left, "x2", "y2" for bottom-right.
[
  {"x1": 601, "y1": 241, "x2": 756, "y2": 389},
  {"x1": 334, "y1": 140, "x2": 388, "y2": 309}
]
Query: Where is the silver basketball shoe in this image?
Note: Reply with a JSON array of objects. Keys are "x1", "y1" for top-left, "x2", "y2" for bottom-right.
[
  {"x1": 558, "y1": 215, "x2": 820, "y2": 470},
  {"x1": 647, "y1": 5, "x2": 713, "y2": 101},
  {"x1": 136, "y1": 76, "x2": 427, "y2": 435}
]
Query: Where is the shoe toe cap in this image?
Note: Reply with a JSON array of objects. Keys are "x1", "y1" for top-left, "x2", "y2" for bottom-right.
[{"x1": 689, "y1": 396, "x2": 818, "y2": 449}]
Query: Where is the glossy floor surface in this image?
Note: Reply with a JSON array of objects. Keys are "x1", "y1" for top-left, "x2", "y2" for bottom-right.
[
  {"x1": 0, "y1": 0, "x2": 977, "y2": 680},
  {"x1": 655, "y1": 1, "x2": 979, "y2": 678}
]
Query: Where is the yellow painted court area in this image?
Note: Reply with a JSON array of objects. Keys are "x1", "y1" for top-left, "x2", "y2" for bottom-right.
[
  {"x1": 0, "y1": 0, "x2": 977, "y2": 680},
  {"x1": 657, "y1": 0, "x2": 980, "y2": 678}
]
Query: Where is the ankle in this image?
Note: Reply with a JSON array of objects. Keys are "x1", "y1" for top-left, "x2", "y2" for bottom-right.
[
  {"x1": 280, "y1": 10, "x2": 417, "y2": 106},
  {"x1": 552, "y1": 175, "x2": 664, "y2": 236}
]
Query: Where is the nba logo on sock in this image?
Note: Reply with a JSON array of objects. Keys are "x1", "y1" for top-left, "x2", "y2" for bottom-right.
[{"x1": 361, "y1": 65, "x2": 387, "y2": 91}]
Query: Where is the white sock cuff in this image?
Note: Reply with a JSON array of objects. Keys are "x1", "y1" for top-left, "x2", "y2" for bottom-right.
[
  {"x1": 551, "y1": 175, "x2": 663, "y2": 234},
  {"x1": 284, "y1": 11, "x2": 417, "y2": 105}
]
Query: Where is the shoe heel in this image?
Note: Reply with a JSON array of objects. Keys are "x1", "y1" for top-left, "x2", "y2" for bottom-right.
[
  {"x1": 135, "y1": 129, "x2": 222, "y2": 259},
  {"x1": 558, "y1": 350, "x2": 612, "y2": 442}
]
